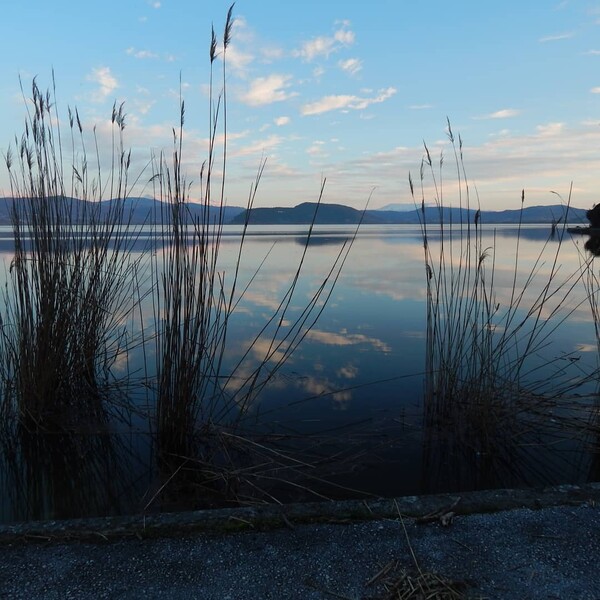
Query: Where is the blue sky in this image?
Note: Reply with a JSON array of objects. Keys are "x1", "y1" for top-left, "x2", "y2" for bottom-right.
[{"x1": 1, "y1": 0, "x2": 599, "y2": 210}]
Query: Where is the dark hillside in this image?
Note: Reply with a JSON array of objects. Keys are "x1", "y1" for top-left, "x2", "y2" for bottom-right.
[{"x1": 230, "y1": 202, "x2": 586, "y2": 226}]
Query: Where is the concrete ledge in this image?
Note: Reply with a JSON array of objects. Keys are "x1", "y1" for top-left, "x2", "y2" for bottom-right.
[{"x1": 2, "y1": 482, "x2": 599, "y2": 544}]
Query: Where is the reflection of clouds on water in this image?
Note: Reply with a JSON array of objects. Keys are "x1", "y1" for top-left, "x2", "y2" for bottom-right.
[
  {"x1": 222, "y1": 367, "x2": 352, "y2": 410},
  {"x1": 110, "y1": 349, "x2": 131, "y2": 375},
  {"x1": 250, "y1": 337, "x2": 291, "y2": 364},
  {"x1": 337, "y1": 237, "x2": 427, "y2": 303},
  {"x1": 337, "y1": 364, "x2": 358, "y2": 379},
  {"x1": 307, "y1": 328, "x2": 392, "y2": 353},
  {"x1": 352, "y1": 279, "x2": 427, "y2": 303},
  {"x1": 238, "y1": 288, "x2": 288, "y2": 313},
  {"x1": 402, "y1": 330, "x2": 426, "y2": 339},
  {"x1": 222, "y1": 364, "x2": 289, "y2": 396},
  {"x1": 575, "y1": 343, "x2": 597, "y2": 353},
  {"x1": 296, "y1": 375, "x2": 352, "y2": 408}
]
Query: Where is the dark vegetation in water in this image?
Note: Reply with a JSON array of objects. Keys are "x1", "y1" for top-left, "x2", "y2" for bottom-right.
[
  {"x1": 1, "y1": 8, "x2": 599, "y2": 523},
  {"x1": 0, "y1": 6, "x2": 365, "y2": 520},
  {"x1": 410, "y1": 124, "x2": 600, "y2": 494}
]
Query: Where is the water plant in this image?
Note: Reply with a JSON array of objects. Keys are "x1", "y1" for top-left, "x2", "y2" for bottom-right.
[
  {"x1": 0, "y1": 78, "x2": 143, "y2": 433},
  {"x1": 411, "y1": 122, "x2": 598, "y2": 491},
  {"x1": 0, "y1": 5, "x2": 361, "y2": 518}
]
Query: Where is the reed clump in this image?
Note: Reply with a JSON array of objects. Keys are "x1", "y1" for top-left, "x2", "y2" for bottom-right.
[
  {"x1": 0, "y1": 78, "x2": 142, "y2": 433},
  {"x1": 411, "y1": 122, "x2": 598, "y2": 490},
  {"x1": 145, "y1": 8, "x2": 359, "y2": 506},
  {"x1": 0, "y1": 5, "x2": 361, "y2": 517}
]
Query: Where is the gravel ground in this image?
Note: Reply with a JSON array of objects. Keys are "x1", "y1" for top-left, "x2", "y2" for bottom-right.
[{"x1": 1, "y1": 503, "x2": 599, "y2": 599}]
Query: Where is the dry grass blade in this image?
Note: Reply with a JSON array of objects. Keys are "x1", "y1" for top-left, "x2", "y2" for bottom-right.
[
  {"x1": 361, "y1": 497, "x2": 474, "y2": 599},
  {"x1": 375, "y1": 569, "x2": 471, "y2": 599}
]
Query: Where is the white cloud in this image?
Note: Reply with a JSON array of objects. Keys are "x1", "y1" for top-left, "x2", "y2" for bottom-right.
[
  {"x1": 584, "y1": 49, "x2": 600, "y2": 55},
  {"x1": 408, "y1": 104, "x2": 433, "y2": 110},
  {"x1": 225, "y1": 44, "x2": 254, "y2": 74},
  {"x1": 591, "y1": 87, "x2": 600, "y2": 93},
  {"x1": 475, "y1": 108, "x2": 521, "y2": 120},
  {"x1": 274, "y1": 116, "x2": 290, "y2": 126},
  {"x1": 148, "y1": 1, "x2": 161, "y2": 8},
  {"x1": 126, "y1": 47, "x2": 158, "y2": 59},
  {"x1": 539, "y1": 32, "x2": 574, "y2": 42},
  {"x1": 313, "y1": 66, "x2": 325, "y2": 78},
  {"x1": 536, "y1": 122, "x2": 564, "y2": 136},
  {"x1": 133, "y1": 99, "x2": 155, "y2": 115},
  {"x1": 296, "y1": 36, "x2": 336, "y2": 61},
  {"x1": 230, "y1": 15, "x2": 251, "y2": 41},
  {"x1": 261, "y1": 46, "x2": 284, "y2": 62},
  {"x1": 339, "y1": 58, "x2": 362, "y2": 76},
  {"x1": 240, "y1": 74, "x2": 294, "y2": 106},
  {"x1": 307, "y1": 141, "x2": 326, "y2": 156},
  {"x1": 301, "y1": 87, "x2": 396, "y2": 116},
  {"x1": 490, "y1": 128, "x2": 511, "y2": 137},
  {"x1": 233, "y1": 134, "x2": 283, "y2": 157},
  {"x1": 294, "y1": 25, "x2": 355, "y2": 61},
  {"x1": 334, "y1": 29, "x2": 355, "y2": 45},
  {"x1": 87, "y1": 66, "x2": 118, "y2": 102}
]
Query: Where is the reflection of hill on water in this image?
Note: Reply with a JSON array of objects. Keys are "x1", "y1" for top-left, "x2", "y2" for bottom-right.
[
  {"x1": 293, "y1": 235, "x2": 353, "y2": 247},
  {"x1": 289, "y1": 225, "x2": 565, "y2": 248},
  {"x1": 585, "y1": 235, "x2": 600, "y2": 256},
  {"x1": 473, "y1": 226, "x2": 562, "y2": 242}
]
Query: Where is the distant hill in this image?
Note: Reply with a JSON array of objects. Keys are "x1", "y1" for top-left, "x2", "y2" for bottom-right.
[
  {"x1": 378, "y1": 202, "x2": 426, "y2": 212},
  {"x1": 101, "y1": 197, "x2": 246, "y2": 224},
  {"x1": 229, "y1": 202, "x2": 390, "y2": 225},
  {"x1": 0, "y1": 197, "x2": 588, "y2": 227},
  {"x1": 0, "y1": 197, "x2": 246, "y2": 225},
  {"x1": 230, "y1": 202, "x2": 588, "y2": 226}
]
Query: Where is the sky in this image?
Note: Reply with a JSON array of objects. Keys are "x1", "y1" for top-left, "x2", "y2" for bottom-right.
[{"x1": 1, "y1": 0, "x2": 600, "y2": 211}]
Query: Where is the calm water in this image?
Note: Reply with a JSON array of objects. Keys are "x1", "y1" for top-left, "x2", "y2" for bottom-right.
[{"x1": 1, "y1": 224, "x2": 599, "y2": 523}]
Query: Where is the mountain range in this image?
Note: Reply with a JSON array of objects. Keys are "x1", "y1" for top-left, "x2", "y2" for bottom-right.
[
  {"x1": 0, "y1": 197, "x2": 245, "y2": 225},
  {"x1": 229, "y1": 201, "x2": 588, "y2": 226},
  {"x1": 0, "y1": 197, "x2": 588, "y2": 226}
]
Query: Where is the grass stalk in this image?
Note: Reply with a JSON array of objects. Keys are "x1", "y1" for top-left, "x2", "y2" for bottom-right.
[
  {"x1": 412, "y1": 124, "x2": 598, "y2": 490},
  {"x1": 0, "y1": 78, "x2": 143, "y2": 432}
]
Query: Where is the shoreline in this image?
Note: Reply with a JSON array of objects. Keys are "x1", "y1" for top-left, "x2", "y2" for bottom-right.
[{"x1": 2, "y1": 481, "x2": 599, "y2": 545}]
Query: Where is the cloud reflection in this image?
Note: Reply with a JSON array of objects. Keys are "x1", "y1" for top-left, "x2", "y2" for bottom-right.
[{"x1": 307, "y1": 328, "x2": 391, "y2": 353}]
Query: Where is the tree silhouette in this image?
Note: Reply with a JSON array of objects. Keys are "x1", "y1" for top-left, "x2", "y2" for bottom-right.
[{"x1": 586, "y1": 204, "x2": 600, "y2": 229}]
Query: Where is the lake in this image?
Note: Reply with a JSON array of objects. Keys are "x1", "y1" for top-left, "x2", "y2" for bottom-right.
[{"x1": 1, "y1": 223, "x2": 599, "y2": 524}]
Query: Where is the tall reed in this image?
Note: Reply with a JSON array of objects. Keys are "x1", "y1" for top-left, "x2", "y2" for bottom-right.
[
  {"x1": 141, "y1": 7, "x2": 360, "y2": 505},
  {"x1": 0, "y1": 78, "x2": 142, "y2": 432},
  {"x1": 412, "y1": 123, "x2": 598, "y2": 490},
  {"x1": 0, "y1": 5, "x2": 361, "y2": 514}
]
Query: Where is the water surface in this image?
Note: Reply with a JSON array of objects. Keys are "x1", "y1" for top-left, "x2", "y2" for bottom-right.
[{"x1": 1, "y1": 224, "x2": 598, "y2": 523}]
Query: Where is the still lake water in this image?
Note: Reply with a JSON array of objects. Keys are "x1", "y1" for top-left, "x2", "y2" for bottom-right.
[{"x1": 1, "y1": 223, "x2": 599, "y2": 523}]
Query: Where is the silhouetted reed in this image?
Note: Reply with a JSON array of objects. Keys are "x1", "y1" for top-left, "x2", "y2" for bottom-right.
[
  {"x1": 0, "y1": 426, "x2": 132, "y2": 522},
  {"x1": 145, "y1": 8, "x2": 360, "y2": 506},
  {"x1": 0, "y1": 3, "x2": 364, "y2": 518},
  {"x1": 412, "y1": 122, "x2": 599, "y2": 491},
  {"x1": 0, "y1": 78, "x2": 143, "y2": 433}
]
